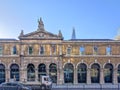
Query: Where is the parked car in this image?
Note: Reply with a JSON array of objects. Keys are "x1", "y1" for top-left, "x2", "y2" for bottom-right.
[{"x1": 0, "y1": 82, "x2": 31, "y2": 90}]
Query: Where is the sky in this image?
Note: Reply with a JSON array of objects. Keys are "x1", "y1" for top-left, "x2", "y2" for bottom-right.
[{"x1": 0, "y1": 0, "x2": 120, "y2": 40}]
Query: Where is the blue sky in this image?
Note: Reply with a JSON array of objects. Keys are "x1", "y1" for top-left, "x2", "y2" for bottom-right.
[{"x1": 0, "y1": 0, "x2": 120, "y2": 40}]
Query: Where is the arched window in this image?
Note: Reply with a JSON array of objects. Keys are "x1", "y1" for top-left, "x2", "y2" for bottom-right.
[
  {"x1": 77, "y1": 63, "x2": 87, "y2": 83},
  {"x1": 104, "y1": 63, "x2": 113, "y2": 83},
  {"x1": 0, "y1": 64, "x2": 5, "y2": 84},
  {"x1": 91, "y1": 63, "x2": 100, "y2": 83},
  {"x1": 10, "y1": 64, "x2": 19, "y2": 81},
  {"x1": 64, "y1": 63, "x2": 74, "y2": 83},
  {"x1": 12, "y1": 46, "x2": 17, "y2": 55},
  {"x1": 27, "y1": 64, "x2": 35, "y2": 81},
  {"x1": 118, "y1": 64, "x2": 120, "y2": 83},
  {"x1": 49, "y1": 63, "x2": 57, "y2": 83},
  {"x1": 38, "y1": 64, "x2": 46, "y2": 81},
  {"x1": 40, "y1": 46, "x2": 44, "y2": 55}
]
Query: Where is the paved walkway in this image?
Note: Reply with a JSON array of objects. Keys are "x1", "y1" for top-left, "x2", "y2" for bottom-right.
[{"x1": 52, "y1": 84, "x2": 120, "y2": 88}]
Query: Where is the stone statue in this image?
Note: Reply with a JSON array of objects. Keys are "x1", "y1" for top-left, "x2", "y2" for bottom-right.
[{"x1": 37, "y1": 17, "x2": 44, "y2": 31}]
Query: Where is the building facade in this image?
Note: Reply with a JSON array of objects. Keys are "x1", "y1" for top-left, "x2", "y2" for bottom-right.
[{"x1": 0, "y1": 18, "x2": 120, "y2": 85}]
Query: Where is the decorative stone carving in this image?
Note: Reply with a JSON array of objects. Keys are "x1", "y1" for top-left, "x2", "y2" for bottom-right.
[
  {"x1": 108, "y1": 59, "x2": 111, "y2": 63},
  {"x1": 95, "y1": 59, "x2": 97, "y2": 63},
  {"x1": 12, "y1": 59, "x2": 15, "y2": 63}
]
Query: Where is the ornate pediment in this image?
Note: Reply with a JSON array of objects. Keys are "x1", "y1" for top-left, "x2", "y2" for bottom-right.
[
  {"x1": 19, "y1": 30, "x2": 63, "y2": 40},
  {"x1": 19, "y1": 18, "x2": 63, "y2": 40}
]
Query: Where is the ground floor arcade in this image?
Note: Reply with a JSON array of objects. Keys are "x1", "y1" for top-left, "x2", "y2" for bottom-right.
[{"x1": 0, "y1": 62, "x2": 120, "y2": 85}]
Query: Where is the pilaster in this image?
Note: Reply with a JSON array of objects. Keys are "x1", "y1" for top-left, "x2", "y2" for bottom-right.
[
  {"x1": 100, "y1": 68, "x2": 104, "y2": 84},
  {"x1": 47, "y1": 67, "x2": 49, "y2": 75},
  {"x1": 74, "y1": 67, "x2": 78, "y2": 84},
  {"x1": 87, "y1": 68, "x2": 91, "y2": 84},
  {"x1": 20, "y1": 68, "x2": 24, "y2": 82},
  {"x1": 5, "y1": 68, "x2": 10, "y2": 82},
  {"x1": 113, "y1": 68, "x2": 118, "y2": 84},
  {"x1": 35, "y1": 68, "x2": 38, "y2": 82},
  {"x1": 57, "y1": 68, "x2": 63, "y2": 84}
]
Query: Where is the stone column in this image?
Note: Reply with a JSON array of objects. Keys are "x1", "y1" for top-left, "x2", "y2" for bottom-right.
[
  {"x1": 62, "y1": 68, "x2": 64, "y2": 84},
  {"x1": 57, "y1": 64, "x2": 64, "y2": 85},
  {"x1": 74, "y1": 67, "x2": 78, "y2": 84},
  {"x1": 57, "y1": 68, "x2": 62, "y2": 84},
  {"x1": 57, "y1": 53, "x2": 64, "y2": 85},
  {"x1": 57, "y1": 66, "x2": 64, "y2": 84},
  {"x1": 87, "y1": 68, "x2": 91, "y2": 84},
  {"x1": 47, "y1": 67, "x2": 49, "y2": 75},
  {"x1": 113, "y1": 68, "x2": 118, "y2": 84},
  {"x1": 35, "y1": 68, "x2": 38, "y2": 82},
  {"x1": 8, "y1": 68, "x2": 10, "y2": 82},
  {"x1": 100, "y1": 68, "x2": 104, "y2": 84},
  {"x1": 20, "y1": 55, "x2": 25, "y2": 82},
  {"x1": 6, "y1": 68, "x2": 10, "y2": 82},
  {"x1": 57, "y1": 68, "x2": 59, "y2": 84},
  {"x1": 22, "y1": 63, "x2": 27, "y2": 82},
  {"x1": 61, "y1": 68, "x2": 64, "y2": 84},
  {"x1": 25, "y1": 68, "x2": 27, "y2": 82},
  {"x1": 20, "y1": 68, "x2": 23, "y2": 82}
]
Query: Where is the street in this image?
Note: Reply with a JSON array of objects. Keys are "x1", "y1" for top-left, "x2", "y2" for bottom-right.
[
  {"x1": 52, "y1": 88, "x2": 82, "y2": 90},
  {"x1": 52, "y1": 88, "x2": 119, "y2": 90},
  {"x1": 1, "y1": 84, "x2": 120, "y2": 90},
  {"x1": 31, "y1": 84, "x2": 120, "y2": 90}
]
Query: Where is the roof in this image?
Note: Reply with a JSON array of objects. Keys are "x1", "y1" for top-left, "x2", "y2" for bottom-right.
[
  {"x1": 0, "y1": 38, "x2": 17, "y2": 41},
  {"x1": 69, "y1": 39, "x2": 114, "y2": 41}
]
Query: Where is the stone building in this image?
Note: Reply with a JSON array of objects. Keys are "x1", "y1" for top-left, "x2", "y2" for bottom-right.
[{"x1": 0, "y1": 18, "x2": 120, "y2": 85}]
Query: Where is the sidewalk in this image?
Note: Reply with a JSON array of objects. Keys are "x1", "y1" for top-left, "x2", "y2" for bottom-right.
[{"x1": 52, "y1": 84, "x2": 119, "y2": 88}]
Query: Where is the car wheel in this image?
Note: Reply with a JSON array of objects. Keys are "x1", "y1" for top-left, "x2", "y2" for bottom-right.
[{"x1": 41, "y1": 85, "x2": 46, "y2": 90}]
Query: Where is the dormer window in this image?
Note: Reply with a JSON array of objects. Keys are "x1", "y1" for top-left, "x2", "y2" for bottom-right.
[
  {"x1": 12, "y1": 46, "x2": 17, "y2": 55},
  {"x1": 67, "y1": 47, "x2": 71, "y2": 55},
  {"x1": 28, "y1": 46, "x2": 33, "y2": 55},
  {"x1": 40, "y1": 46, "x2": 44, "y2": 55},
  {"x1": 93, "y1": 46, "x2": 98, "y2": 55},
  {"x1": 106, "y1": 45, "x2": 111, "y2": 55}
]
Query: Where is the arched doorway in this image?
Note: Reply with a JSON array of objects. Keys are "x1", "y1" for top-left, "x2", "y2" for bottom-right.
[
  {"x1": 64, "y1": 63, "x2": 74, "y2": 83},
  {"x1": 38, "y1": 63, "x2": 46, "y2": 81},
  {"x1": 49, "y1": 63, "x2": 57, "y2": 83},
  {"x1": 91, "y1": 63, "x2": 100, "y2": 83},
  {"x1": 0, "y1": 64, "x2": 5, "y2": 83},
  {"x1": 118, "y1": 64, "x2": 120, "y2": 83},
  {"x1": 104, "y1": 63, "x2": 113, "y2": 83},
  {"x1": 27, "y1": 64, "x2": 35, "y2": 81},
  {"x1": 10, "y1": 64, "x2": 19, "y2": 81},
  {"x1": 77, "y1": 63, "x2": 87, "y2": 83}
]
